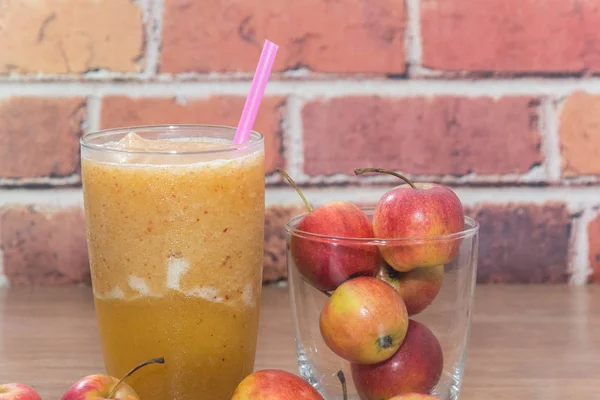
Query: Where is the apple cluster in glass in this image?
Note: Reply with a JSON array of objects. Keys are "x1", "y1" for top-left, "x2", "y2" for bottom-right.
[{"x1": 287, "y1": 168, "x2": 465, "y2": 400}]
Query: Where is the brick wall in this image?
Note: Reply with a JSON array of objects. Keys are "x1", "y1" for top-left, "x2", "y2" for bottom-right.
[{"x1": 1, "y1": 0, "x2": 599, "y2": 286}]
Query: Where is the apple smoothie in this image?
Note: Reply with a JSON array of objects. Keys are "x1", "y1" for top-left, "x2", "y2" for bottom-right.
[{"x1": 81, "y1": 126, "x2": 265, "y2": 400}]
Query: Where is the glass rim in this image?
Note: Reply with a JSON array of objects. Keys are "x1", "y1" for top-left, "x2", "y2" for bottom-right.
[
  {"x1": 80, "y1": 124, "x2": 264, "y2": 156},
  {"x1": 285, "y1": 208, "x2": 479, "y2": 244}
]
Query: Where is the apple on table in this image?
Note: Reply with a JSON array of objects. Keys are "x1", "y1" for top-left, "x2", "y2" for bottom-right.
[
  {"x1": 62, "y1": 357, "x2": 164, "y2": 400},
  {"x1": 231, "y1": 369, "x2": 324, "y2": 400},
  {"x1": 0, "y1": 384, "x2": 42, "y2": 400},
  {"x1": 61, "y1": 375, "x2": 140, "y2": 400}
]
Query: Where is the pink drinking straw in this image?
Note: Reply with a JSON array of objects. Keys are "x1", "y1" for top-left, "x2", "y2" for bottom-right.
[{"x1": 233, "y1": 40, "x2": 279, "y2": 145}]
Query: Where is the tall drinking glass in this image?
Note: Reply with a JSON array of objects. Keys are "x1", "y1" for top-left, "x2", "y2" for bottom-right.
[{"x1": 80, "y1": 125, "x2": 265, "y2": 400}]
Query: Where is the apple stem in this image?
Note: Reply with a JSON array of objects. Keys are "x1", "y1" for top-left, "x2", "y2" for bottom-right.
[
  {"x1": 337, "y1": 370, "x2": 348, "y2": 400},
  {"x1": 107, "y1": 357, "x2": 165, "y2": 399},
  {"x1": 276, "y1": 168, "x2": 313, "y2": 212},
  {"x1": 354, "y1": 168, "x2": 416, "y2": 189}
]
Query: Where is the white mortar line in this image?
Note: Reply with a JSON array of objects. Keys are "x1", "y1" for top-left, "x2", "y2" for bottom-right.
[
  {"x1": 1, "y1": 173, "x2": 584, "y2": 190},
  {"x1": 564, "y1": 176, "x2": 600, "y2": 184},
  {"x1": 2, "y1": 185, "x2": 599, "y2": 211},
  {"x1": 291, "y1": 169, "x2": 552, "y2": 186},
  {"x1": 288, "y1": 164, "x2": 595, "y2": 185},
  {"x1": 0, "y1": 189, "x2": 84, "y2": 208},
  {"x1": 0, "y1": 209, "x2": 7, "y2": 287},
  {"x1": 405, "y1": 0, "x2": 422, "y2": 72},
  {"x1": 0, "y1": 248, "x2": 7, "y2": 288},
  {"x1": 86, "y1": 95, "x2": 102, "y2": 133},
  {"x1": 284, "y1": 95, "x2": 307, "y2": 180},
  {"x1": 1, "y1": 78, "x2": 600, "y2": 98},
  {"x1": 570, "y1": 208, "x2": 596, "y2": 284},
  {"x1": 0, "y1": 175, "x2": 80, "y2": 187},
  {"x1": 447, "y1": 187, "x2": 599, "y2": 211},
  {"x1": 139, "y1": 0, "x2": 153, "y2": 77},
  {"x1": 264, "y1": 174, "x2": 280, "y2": 185},
  {"x1": 142, "y1": 0, "x2": 164, "y2": 78},
  {"x1": 266, "y1": 186, "x2": 600, "y2": 212},
  {"x1": 539, "y1": 97, "x2": 563, "y2": 183}
]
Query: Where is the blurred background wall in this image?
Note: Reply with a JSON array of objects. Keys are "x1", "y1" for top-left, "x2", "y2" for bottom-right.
[{"x1": 0, "y1": 0, "x2": 598, "y2": 287}]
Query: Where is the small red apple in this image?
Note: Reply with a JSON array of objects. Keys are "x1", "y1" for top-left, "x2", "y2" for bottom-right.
[
  {"x1": 0, "y1": 384, "x2": 42, "y2": 400},
  {"x1": 61, "y1": 375, "x2": 138, "y2": 400},
  {"x1": 377, "y1": 263, "x2": 444, "y2": 316},
  {"x1": 355, "y1": 168, "x2": 464, "y2": 272},
  {"x1": 231, "y1": 370, "x2": 324, "y2": 399},
  {"x1": 389, "y1": 394, "x2": 440, "y2": 400},
  {"x1": 279, "y1": 168, "x2": 381, "y2": 291},
  {"x1": 351, "y1": 320, "x2": 443, "y2": 399},
  {"x1": 320, "y1": 276, "x2": 409, "y2": 364},
  {"x1": 62, "y1": 357, "x2": 164, "y2": 400}
]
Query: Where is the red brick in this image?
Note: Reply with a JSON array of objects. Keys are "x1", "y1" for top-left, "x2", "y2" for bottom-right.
[
  {"x1": 421, "y1": 0, "x2": 600, "y2": 73},
  {"x1": 0, "y1": 98, "x2": 86, "y2": 179},
  {"x1": 263, "y1": 205, "x2": 309, "y2": 282},
  {"x1": 101, "y1": 96, "x2": 285, "y2": 174},
  {"x1": 0, "y1": 206, "x2": 90, "y2": 286},
  {"x1": 161, "y1": 0, "x2": 405, "y2": 74},
  {"x1": 589, "y1": 213, "x2": 600, "y2": 282},
  {"x1": 0, "y1": 0, "x2": 144, "y2": 74},
  {"x1": 559, "y1": 92, "x2": 600, "y2": 176},
  {"x1": 302, "y1": 96, "x2": 542, "y2": 177},
  {"x1": 467, "y1": 203, "x2": 571, "y2": 284}
]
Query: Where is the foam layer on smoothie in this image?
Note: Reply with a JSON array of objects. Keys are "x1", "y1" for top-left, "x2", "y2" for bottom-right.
[
  {"x1": 83, "y1": 132, "x2": 265, "y2": 308},
  {"x1": 86, "y1": 132, "x2": 261, "y2": 166},
  {"x1": 115, "y1": 132, "x2": 229, "y2": 152}
]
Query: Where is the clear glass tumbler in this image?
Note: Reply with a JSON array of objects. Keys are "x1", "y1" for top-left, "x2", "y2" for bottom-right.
[
  {"x1": 81, "y1": 125, "x2": 265, "y2": 400},
  {"x1": 286, "y1": 208, "x2": 479, "y2": 400}
]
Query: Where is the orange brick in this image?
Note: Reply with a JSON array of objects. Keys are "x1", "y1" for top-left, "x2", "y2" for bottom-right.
[
  {"x1": 101, "y1": 96, "x2": 285, "y2": 173},
  {"x1": 0, "y1": 0, "x2": 144, "y2": 74},
  {"x1": 0, "y1": 98, "x2": 85, "y2": 179},
  {"x1": 161, "y1": 0, "x2": 405, "y2": 74},
  {"x1": 559, "y1": 92, "x2": 600, "y2": 176},
  {"x1": 421, "y1": 0, "x2": 600, "y2": 73}
]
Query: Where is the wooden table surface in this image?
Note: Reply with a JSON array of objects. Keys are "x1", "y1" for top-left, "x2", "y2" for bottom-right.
[{"x1": 0, "y1": 285, "x2": 598, "y2": 400}]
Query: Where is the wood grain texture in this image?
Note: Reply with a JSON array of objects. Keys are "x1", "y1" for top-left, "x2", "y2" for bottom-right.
[{"x1": 0, "y1": 285, "x2": 598, "y2": 399}]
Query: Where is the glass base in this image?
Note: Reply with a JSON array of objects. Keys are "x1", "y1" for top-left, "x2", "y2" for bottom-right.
[{"x1": 296, "y1": 352, "x2": 465, "y2": 400}]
